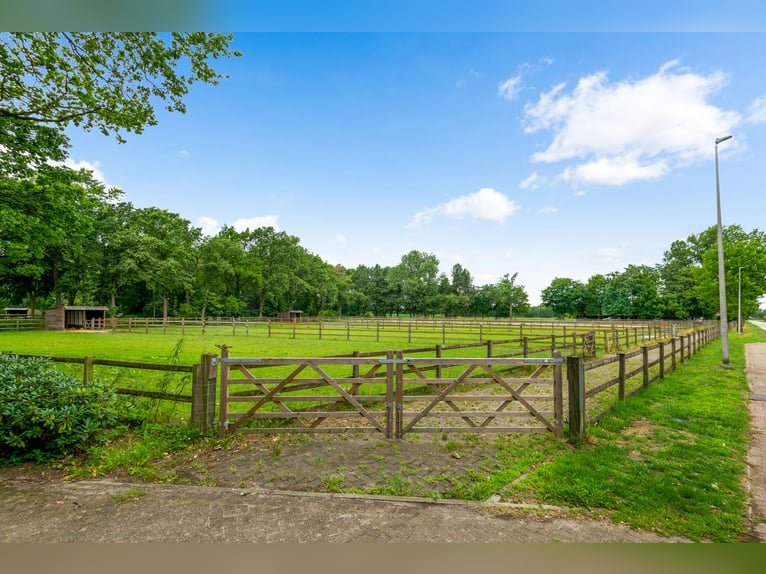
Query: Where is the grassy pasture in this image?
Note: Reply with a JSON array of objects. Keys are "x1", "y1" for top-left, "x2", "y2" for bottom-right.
[{"x1": 4, "y1": 325, "x2": 763, "y2": 540}]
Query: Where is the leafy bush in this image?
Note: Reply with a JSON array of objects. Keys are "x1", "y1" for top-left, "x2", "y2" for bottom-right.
[{"x1": 0, "y1": 355, "x2": 116, "y2": 463}]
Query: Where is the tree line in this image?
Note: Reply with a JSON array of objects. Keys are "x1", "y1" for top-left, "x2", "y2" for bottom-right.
[
  {"x1": 542, "y1": 224, "x2": 766, "y2": 321},
  {"x1": 1, "y1": 33, "x2": 764, "y2": 322}
]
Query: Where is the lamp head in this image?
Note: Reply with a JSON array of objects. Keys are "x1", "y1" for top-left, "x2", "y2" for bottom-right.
[{"x1": 715, "y1": 135, "x2": 733, "y2": 145}]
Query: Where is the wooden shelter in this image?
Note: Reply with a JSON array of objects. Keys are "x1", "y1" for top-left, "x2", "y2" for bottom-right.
[
  {"x1": 45, "y1": 306, "x2": 108, "y2": 331},
  {"x1": 276, "y1": 310, "x2": 303, "y2": 322},
  {"x1": 3, "y1": 307, "x2": 29, "y2": 317}
]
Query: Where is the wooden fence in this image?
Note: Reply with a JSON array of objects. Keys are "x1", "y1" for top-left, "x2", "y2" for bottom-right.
[
  {"x1": 1, "y1": 351, "x2": 217, "y2": 431},
  {"x1": 102, "y1": 316, "x2": 708, "y2": 357},
  {"x1": 6, "y1": 322, "x2": 723, "y2": 443},
  {"x1": 564, "y1": 324, "x2": 720, "y2": 441},
  {"x1": 216, "y1": 347, "x2": 565, "y2": 439},
  {"x1": 0, "y1": 318, "x2": 44, "y2": 332}
]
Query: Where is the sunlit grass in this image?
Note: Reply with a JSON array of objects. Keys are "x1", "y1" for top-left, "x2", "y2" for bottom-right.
[{"x1": 507, "y1": 325, "x2": 766, "y2": 542}]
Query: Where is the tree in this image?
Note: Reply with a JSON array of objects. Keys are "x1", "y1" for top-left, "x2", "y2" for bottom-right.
[
  {"x1": 115, "y1": 208, "x2": 200, "y2": 321},
  {"x1": 0, "y1": 162, "x2": 117, "y2": 315},
  {"x1": 660, "y1": 225, "x2": 766, "y2": 320},
  {"x1": 0, "y1": 33, "x2": 240, "y2": 141},
  {"x1": 496, "y1": 273, "x2": 530, "y2": 320},
  {"x1": 541, "y1": 277, "x2": 587, "y2": 318},
  {"x1": 390, "y1": 251, "x2": 440, "y2": 316}
]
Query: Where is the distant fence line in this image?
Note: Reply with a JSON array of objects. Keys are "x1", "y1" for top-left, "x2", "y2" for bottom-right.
[
  {"x1": 102, "y1": 316, "x2": 711, "y2": 355},
  {"x1": 0, "y1": 318, "x2": 44, "y2": 332}
]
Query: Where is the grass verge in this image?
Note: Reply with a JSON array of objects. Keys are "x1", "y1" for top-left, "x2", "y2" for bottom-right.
[{"x1": 506, "y1": 325, "x2": 766, "y2": 542}]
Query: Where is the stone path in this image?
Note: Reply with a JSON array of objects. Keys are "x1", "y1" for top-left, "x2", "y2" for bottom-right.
[{"x1": 746, "y1": 320, "x2": 766, "y2": 542}]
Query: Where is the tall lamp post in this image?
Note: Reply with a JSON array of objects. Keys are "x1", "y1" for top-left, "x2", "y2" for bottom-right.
[
  {"x1": 715, "y1": 134, "x2": 732, "y2": 364},
  {"x1": 738, "y1": 266, "x2": 744, "y2": 333}
]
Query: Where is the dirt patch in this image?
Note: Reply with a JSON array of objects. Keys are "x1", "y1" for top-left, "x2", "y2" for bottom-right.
[{"x1": 159, "y1": 431, "x2": 561, "y2": 500}]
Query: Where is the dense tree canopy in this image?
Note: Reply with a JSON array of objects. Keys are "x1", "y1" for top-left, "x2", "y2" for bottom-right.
[
  {"x1": 540, "y1": 226, "x2": 766, "y2": 320},
  {"x1": 0, "y1": 32, "x2": 240, "y2": 141}
]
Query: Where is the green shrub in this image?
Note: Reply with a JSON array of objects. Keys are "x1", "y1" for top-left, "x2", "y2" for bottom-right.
[{"x1": 0, "y1": 355, "x2": 116, "y2": 463}]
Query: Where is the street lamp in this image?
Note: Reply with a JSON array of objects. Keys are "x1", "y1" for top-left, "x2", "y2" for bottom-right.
[
  {"x1": 738, "y1": 266, "x2": 744, "y2": 333},
  {"x1": 715, "y1": 134, "x2": 732, "y2": 364}
]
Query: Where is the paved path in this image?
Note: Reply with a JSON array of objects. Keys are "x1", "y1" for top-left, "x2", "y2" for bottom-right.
[{"x1": 746, "y1": 320, "x2": 766, "y2": 541}]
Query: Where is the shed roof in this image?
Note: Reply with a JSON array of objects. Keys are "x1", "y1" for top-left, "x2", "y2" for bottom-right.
[{"x1": 59, "y1": 306, "x2": 109, "y2": 311}]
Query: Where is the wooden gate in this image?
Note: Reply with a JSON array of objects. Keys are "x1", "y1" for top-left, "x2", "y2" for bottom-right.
[{"x1": 216, "y1": 351, "x2": 564, "y2": 438}]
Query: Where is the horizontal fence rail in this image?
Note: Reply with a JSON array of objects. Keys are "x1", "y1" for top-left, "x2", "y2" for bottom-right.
[
  {"x1": 0, "y1": 318, "x2": 44, "y2": 331},
  {"x1": 216, "y1": 347, "x2": 565, "y2": 439},
  {"x1": 6, "y1": 322, "x2": 723, "y2": 443},
  {"x1": 565, "y1": 325, "x2": 720, "y2": 442},
  {"x1": 1, "y1": 351, "x2": 217, "y2": 431},
  {"x1": 99, "y1": 316, "x2": 711, "y2": 357}
]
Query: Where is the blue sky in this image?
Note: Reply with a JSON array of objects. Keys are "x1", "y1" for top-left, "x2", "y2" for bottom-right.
[{"x1": 62, "y1": 27, "x2": 766, "y2": 305}]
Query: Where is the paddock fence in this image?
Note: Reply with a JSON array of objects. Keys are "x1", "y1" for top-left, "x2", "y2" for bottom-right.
[
  {"x1": 102, "y1": 316, "x2": 711, "y2": 358},
  {"x1": 0, "y1": 351, "x2": 217, "y2": 431},
  {"x1": 0, "y1": 318, "x2": 44, "y2": 332},
  {"x1": 4, "y1": 321, "x2": 724, "y2": 443},
  {"x1": 215, "y1": 346, "x2": 565, "y2": 439}
]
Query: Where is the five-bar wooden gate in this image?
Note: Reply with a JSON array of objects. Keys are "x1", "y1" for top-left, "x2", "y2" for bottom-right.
[{"x1": 216, "y1": 350, "x2": 564, "y2": 438}]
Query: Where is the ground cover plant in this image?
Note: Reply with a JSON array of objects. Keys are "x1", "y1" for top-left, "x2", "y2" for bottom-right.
[{"x1": 0, "y1": 355, "x2": 116, "y2": 464}]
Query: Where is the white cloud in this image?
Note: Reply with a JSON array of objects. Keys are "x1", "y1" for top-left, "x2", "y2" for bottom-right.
[
  {"x1": 406, "y1": 188, "x2": 520, "y2": 229},
  {"x1": 62, "y1": 158, "x2": 109, "y2": 186},
  {"x1": 561, "y1": 155, "x2": 669, "y2": 186},
  {"x1": 522, "y1": 60, "x2": 741, "y2": 186},
  {"x1": 334, "y1": 233, "x2": 348, "y2": 245},
  {"x1": 233, "y1": 215, "x2": 280, "y2": 232},
  {"x1": 519, "y1": 171, "x2": 542, "y2": 190},
  {"x1": 197, "y1": 216, "x2": 220, "y2": 236},
  {"x1": 747, "y1": 96, "x2": 766, "y2": 123},
  {"x1": 498, "y1": 75, "x2": 523, "y2": 101},
  {"x1": 177, "y1": 149, "x2": 190, "y2": 158},
  {"x1": 538, "y1": 206, "x2": 558, "y2": 214}
]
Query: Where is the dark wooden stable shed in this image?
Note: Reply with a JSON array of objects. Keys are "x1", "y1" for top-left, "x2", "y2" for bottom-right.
[
  {"x1": 276, "y1": 310, "x2": 303, "y2": 322},
  {"x1": 3, "y1": 307, "x2": 29, "y2": 317},
  {"x1": 45, "y1": 306, "x2": 108, "y2": 331}
]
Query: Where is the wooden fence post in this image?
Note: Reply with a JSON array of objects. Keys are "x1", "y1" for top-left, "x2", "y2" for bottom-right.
[
  {"x1": 553, "y1": 350, "x2": 564, "y2": 438},
  {"x1": 523, "y1": 337, "x2": 529, "y2": 358},
  {"x1": 642, "y1": 346, "x2": 649, "y2": 388},
  {"x1": 671, "y1": 338, "x2": 677, "y2": 371},
  {"x1": 217, "y1": 346, "x2": 231, "y2": 437},
  {"x1": 679, "y1": 336, "x2": 685, "y2": 364},
  {"x1": 395, "y1": 350, "x2": 404, "y2": 439},
  {"x1": 191, "y1": 352, "x2": 218, "y2": 432},
  {"x1": 618, "y1": 352, "x2": 626, "y2": 401},
  {"x1": 352, "y1": 350, "x2": 360, "y2": 378},
  {"x1": 435, "y1": 344, "x2": 442, "y2": 378},
  {"x1": 567, "y1": 355, "x2": 585, "y2": 444},
  {"x1": 659, "y1": 342, "x2": 665, "y2": 379},
  {"x1": 386, "y1": 351, "x2": 394, "y2": 439},
  {"x1": 83, "y1": 356, "x2": 94, "y2": 384},
  {"x1": 487, "y1": 340, "x2": 494, "y2": 358}
]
